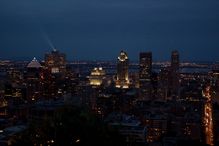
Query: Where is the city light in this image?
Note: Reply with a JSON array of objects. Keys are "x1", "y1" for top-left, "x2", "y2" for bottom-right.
[{"x1": 0, "y1": 49, "x2": 218, "y2": 146}]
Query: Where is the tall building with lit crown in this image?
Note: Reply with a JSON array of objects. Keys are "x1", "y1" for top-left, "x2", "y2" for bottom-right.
[
  {"x1": 116, "y1": 50, "x2": 129, "y2": 88},
  {"x1": 170, "y1": 50, "x2": 180, "y2": 97},
  {"x1": 88, "y1": 67, "x2": 106, "y2": 111},
  {"x1": 44, "y1": 49, "x2": 66, "y2": 75},
  {"x1": 139, "y1": 52, "x2": 152, "y2": 100}
]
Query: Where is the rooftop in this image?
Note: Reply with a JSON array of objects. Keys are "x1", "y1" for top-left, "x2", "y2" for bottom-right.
[{"x1": 27, "y1": 57, "x2": 41, "y2": 68}]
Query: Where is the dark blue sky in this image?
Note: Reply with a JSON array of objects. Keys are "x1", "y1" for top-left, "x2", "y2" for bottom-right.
[{"x1": 0, "y1": 0, "x2": 219, "y2": 61}]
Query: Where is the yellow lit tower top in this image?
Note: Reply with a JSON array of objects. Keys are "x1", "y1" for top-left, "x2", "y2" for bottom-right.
[{"x1": 116, "y1": 50, "x2": 129, "y2": 88}]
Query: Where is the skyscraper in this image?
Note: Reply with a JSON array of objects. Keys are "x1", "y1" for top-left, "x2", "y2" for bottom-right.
[
  {"x1": 139, "y1": 52, "x2": 152, "y2": 100},
  {"x1": 43, "y1": 49, "x2": 67, "y2": 98},
  {"x1": 26, "y1": 57, "x2": 42, "y2": 101},
  {"x1": 171, "y1": 50, "x2": 179, "y2": 72},
  {"x1": 89, "y1": 67, "x2": 106, "y2": 86},
  {"x1": 157, "y1": 68, "x2": 169, "y2": 101},
  {"x1": 170, "y1": 50, "x2": 180, "y2": 97},
  {"x1": 44, "y1": 49, "x2": 66, "y2": 75},
  {"x1": 139, "y1": 52, "x2": 152, "y2": 81},
  {"x1": 116, "y1": 50, "x2": 129, "y2": 88}
]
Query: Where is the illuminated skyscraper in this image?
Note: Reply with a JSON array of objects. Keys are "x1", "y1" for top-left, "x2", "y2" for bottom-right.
[
  {"x1": 139, "y1": 52, "x2": 152, "y2": 100},
  {"x1": 45, "y1": 49, "x2": 66, "y2": 75},
  {"x1": 89, "y1": 67, "x2": 106, "y2": 86},
  {"x1": 88, "y1": 67, "x2": 106, "y2": 111},
  {"x1": 170, "y1": 50, "x2": 180, "y2": 97},
  {"x1": 116, "y1": 50, "x2": 129, "y2": 88}
]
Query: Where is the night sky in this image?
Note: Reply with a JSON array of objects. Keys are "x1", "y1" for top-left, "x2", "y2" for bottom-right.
[{"x1": 0, "y1": 0, "x2": 219, "y2": 61}]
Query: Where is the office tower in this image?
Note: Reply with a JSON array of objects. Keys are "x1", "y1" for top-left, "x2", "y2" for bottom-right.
[
  {"x1": 116, "y1": 50, "x2": 129, "y2": 88},
  {"x1": 171, "y1": 50, "x2": 179, "y2": 73},
  {"x1": 139, "y1": 52, "x2": 152, "y2": 81},
  {"x1": 89, "y1": 67, "x2": 106, "y2": 86},
  {"x1": 44, "y1": 49, "x2": 66, "y2": 75},
  {"x1": 157, "y1": 68, "x2": 169, "y2": 101},
  {"x1": 26, "y1": 57, "x2": 42, "y2": 101},
  {"x1": 139, "y1": 52, "x2": 152, "y2": 100},
  {"x1": 170, "y1": 50, "x2": 180, "y2": 97}
]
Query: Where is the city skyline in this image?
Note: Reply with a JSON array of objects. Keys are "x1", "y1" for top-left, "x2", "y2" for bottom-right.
[
  {"x1": 0, "y1": 0, "x2": 219, "y2": 61},
  {"x1": 0, "y1": 44, "x2": 218, "y2": 145},
  {"x1": 1, "y1": 1, "x2": 219, "y2": 146}
]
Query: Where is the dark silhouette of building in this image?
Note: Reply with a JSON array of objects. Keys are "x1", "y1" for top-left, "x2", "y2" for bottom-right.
[
  {"x1": 157, "y1": 68, "x2": 169, "y2": 101},
  {"x1": 26, "y1": 57, "x2": 42, "y2": 101},
  {"x1": 45, "y1": 49, "x2": 66, "y2": 76},
  {"x1": 139, "y1": 52, "x2": 152, "y2": 100},
  {"x1": 170, "y1": 50, "x2": 180, "y2": 98}
]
